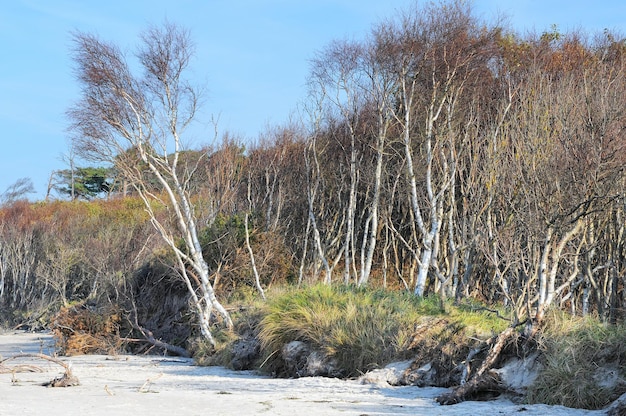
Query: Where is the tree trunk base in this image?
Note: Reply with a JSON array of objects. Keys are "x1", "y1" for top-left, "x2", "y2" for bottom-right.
[
  {"x1": 436, "y1": 326, "x2": 519, "y2": 405},
  {"x1": 436, "y1": 371, "x2": 503, "y2": 405}
]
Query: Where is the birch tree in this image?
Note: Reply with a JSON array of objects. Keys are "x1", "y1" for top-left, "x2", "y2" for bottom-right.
[
  {"x1": 356, "y1": 33, "x2": 394, "y2": 287},
  {"x1": 379, "y1": 2, "x2": 487, "y2": 296},
  {"x1": 68, "y1": 23, "x2": 232, "y2": 347},
  {"x1": 309, "y1": 40, "x2": 363, "y2": 285},
  {"x1": 486, "y1": 30, "x2": 626, "y2": 325}
]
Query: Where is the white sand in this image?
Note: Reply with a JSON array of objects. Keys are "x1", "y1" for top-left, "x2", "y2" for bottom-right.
[{"x1": 0, "y1": 331, "x2": 602, "y2": 416}]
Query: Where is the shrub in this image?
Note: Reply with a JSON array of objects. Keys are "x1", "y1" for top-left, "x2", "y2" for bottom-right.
[{"x1": 199, "y1": 213, "x2": 294, "y2": 296}]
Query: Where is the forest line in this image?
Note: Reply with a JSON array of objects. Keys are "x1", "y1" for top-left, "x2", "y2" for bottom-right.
[{"x1": 0, "y1": 0, "x2": 625, "y2": 348}]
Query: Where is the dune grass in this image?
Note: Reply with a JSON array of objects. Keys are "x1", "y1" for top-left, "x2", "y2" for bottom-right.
[
  {"x1": 255, "y1": 284, "x2": 507, "y2": 377},
  {"x1": 189, "y1": 284, "x2": 626, "y2": 410},
  {"x1": 525, "y1": 311, "x2": 626, "y2": 409}
]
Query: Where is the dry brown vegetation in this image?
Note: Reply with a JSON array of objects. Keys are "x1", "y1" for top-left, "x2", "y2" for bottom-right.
[{"x1": 52, "y1": 305, "x2": 124, "y2": 356}]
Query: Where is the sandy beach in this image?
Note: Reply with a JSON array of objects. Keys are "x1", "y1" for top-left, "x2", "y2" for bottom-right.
[{"x1": 0, "y1": 331, "x2": 603, "y2": 416}]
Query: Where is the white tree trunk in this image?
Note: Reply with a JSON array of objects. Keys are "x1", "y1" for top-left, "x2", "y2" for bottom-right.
[
  {"x1": 537, "y1": 228, "x2": 553, "y2": 309},
  {"x1": 304, "y1": 139, "x2": 332, "y2": 285},
  {"x1": 245, "y1": 212, "x2": 266, "y2": 300},
  {"x1": 358, "y1": 118, "x2": 386, "y2": 286},
  {"x1": 536, "y1": 220, "x2": 584, "y2": 322},
  {"x1": 343, "y1": 137, "x2": 358, "y2": 285},
  {"x1": 68, "y1": 25, "x2": 234, "y2": 347},
  {"x1": 414, "y1": 244, "x2": 433, "y2": 297}
]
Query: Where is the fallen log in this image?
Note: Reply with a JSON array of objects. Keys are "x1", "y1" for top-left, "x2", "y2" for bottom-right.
[{"x1": 132, "y1": 323, "x2": 191, "y2": 358}]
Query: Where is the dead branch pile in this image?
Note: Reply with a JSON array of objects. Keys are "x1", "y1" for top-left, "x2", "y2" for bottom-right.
[{"x1": 51, "y1": 304, "x2": 124, "y2": 355}]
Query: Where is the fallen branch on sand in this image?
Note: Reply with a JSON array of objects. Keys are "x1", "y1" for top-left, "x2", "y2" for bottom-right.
[
  {"x1": 130, "y1": 322, "x2": 191, "y2": 358},
  {"x1": 0, "y1": 353, "x2": 80, "y2": 387},
  {"x1": 128, "y1": 301, "x2": 191, "y2": 358},
  {"x1": 0, "y1": 363, "x2": 44, "y2": 374}
]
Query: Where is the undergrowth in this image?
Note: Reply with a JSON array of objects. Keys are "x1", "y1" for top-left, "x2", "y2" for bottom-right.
[
  {"x1": 47, "y1": 282, "x2": 626, "y2": 411},
  {"x1": 194, "y1": 286, "x2": 267, "y2": 366},
  {"x1": 526, "y1": 311, "x2": 626, "y2": 410},
  {"x1": 193, "y1": 285, "x2": 626, "y2": 411}
]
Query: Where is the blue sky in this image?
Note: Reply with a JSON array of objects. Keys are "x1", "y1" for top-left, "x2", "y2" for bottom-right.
[{"x1": 1, "y1": 1, "x2": 625, "y2": 200}]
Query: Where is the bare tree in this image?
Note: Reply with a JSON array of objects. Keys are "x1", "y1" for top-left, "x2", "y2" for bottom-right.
[
  {"x1": 377, "y1": 1, "x2": 487, "y2": 296},
  {"x1": 0, "y1": 209, "x2": 41, "y2": 314},
  {"x1": 1, "y1": 178, "x2": 35, "y2": 204},
  {"x1": 309, "y1": 39, "x2": 364, "y2": 285},
  {"x1": 67, "y1": 23, "x2": 232, "y2": 347}
]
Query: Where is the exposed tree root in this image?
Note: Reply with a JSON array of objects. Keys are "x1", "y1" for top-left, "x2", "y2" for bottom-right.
[
  {"x1": 0, "y1": 353, "x2": 80, "y2": 387},
  {"x1": 437, "y1": 371, "x2": 503, "y2": 405},
  {"x1": 42, "y1": 372, "x2": 81, "y2": 387},
  {"x1": 436, "y1": 326, "x2": 518, "y2": 405},
  {"x1": 473, "y1": 327, "x2": 517, "y2": 379},
  {"x1": 606, "y1": 392, "x2": 626, "y2": 416}
]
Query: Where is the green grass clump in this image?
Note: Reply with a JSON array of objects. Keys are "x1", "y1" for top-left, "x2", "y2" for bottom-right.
[
  {"x1": 257, "y1": 284, "x2": 445, "y2": 377},
  {"x1": 450, "y1": 301, "x2": 510, "y2": 338},
  {"x1": 526, "y1": 311, "x2": 626, "y2": 409}
]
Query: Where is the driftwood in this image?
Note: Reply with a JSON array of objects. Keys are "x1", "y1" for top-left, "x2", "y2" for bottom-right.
[
  {"x1": 436, "y1": 326, "x2": 517, "y2": 405},
  {"x1": 0, "y1": 363, "x2": 43, "y2": 374},
  {"x1": 0, "y1": 353, "x2": 80, "y2": 387}
]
